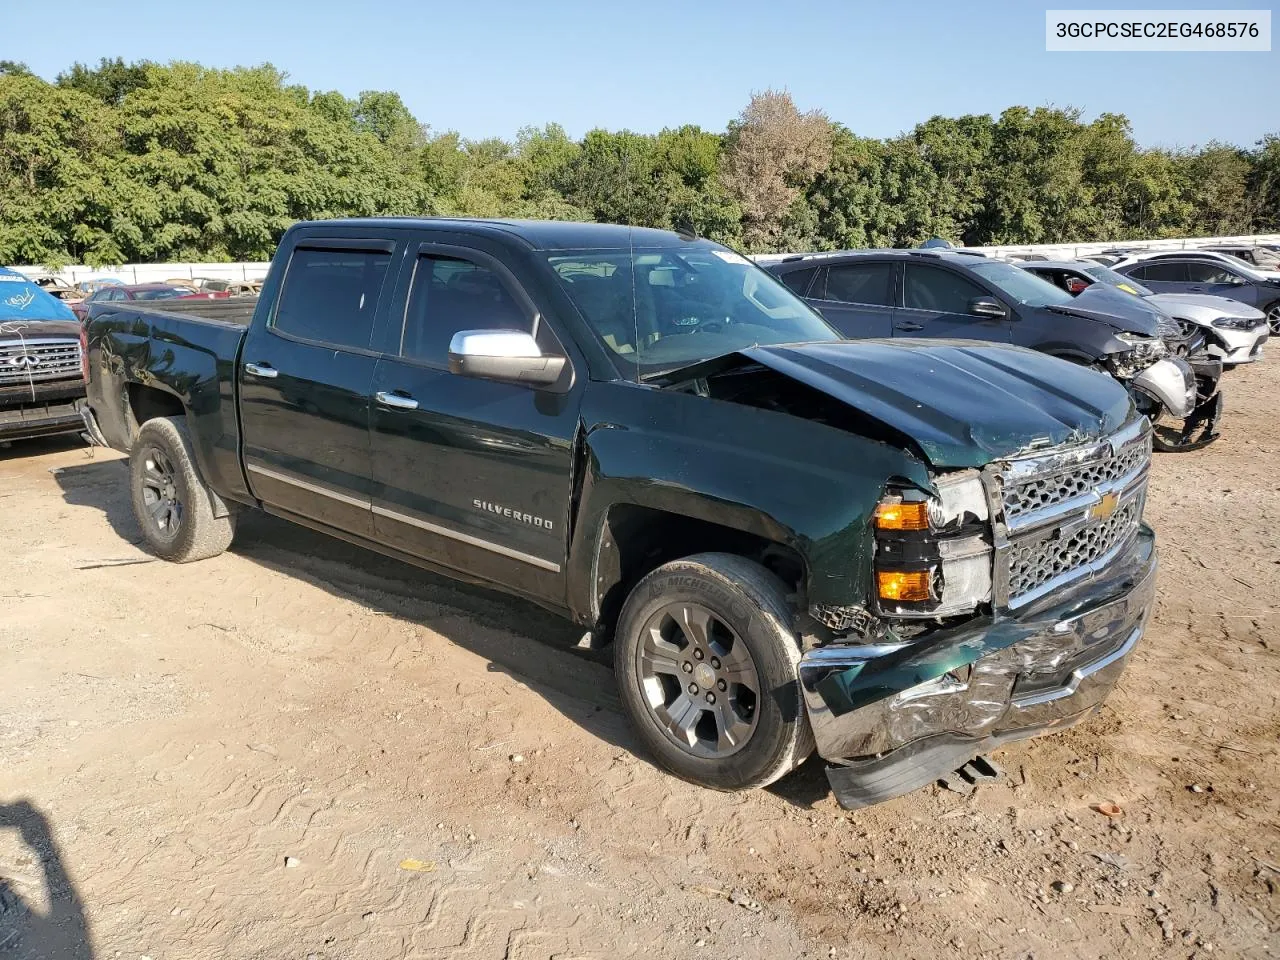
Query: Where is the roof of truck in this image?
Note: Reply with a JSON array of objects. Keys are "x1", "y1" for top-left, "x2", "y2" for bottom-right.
[{"x1": 297, "y1": 217, "x2": 702, "y2": 251}]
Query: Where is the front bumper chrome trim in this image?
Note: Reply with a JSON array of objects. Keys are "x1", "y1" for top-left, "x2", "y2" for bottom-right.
[{"x1": 1009, "y1": 624, "x2": 1140, "y2": 708}]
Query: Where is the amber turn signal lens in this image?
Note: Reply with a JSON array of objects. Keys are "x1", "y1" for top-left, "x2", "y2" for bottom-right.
[
  {"x1": 874, "y1": 500, "x2": 930, "y2": 531},
  {"x1": 877, "y1": 570, "x2": 932, "y2": 603}
]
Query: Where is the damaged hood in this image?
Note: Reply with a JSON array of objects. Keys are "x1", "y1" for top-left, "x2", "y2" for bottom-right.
[
  {"x1": 1047, "y1": 285, "x2": 1166, "y2": 335},
  {"x1": 737, "y1": 340, "x2": 1133, "y2": 468}
]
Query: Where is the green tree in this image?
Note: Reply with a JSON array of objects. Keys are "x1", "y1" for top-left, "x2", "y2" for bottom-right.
[
  {"x1": 1248, "y1": 134, "x2": 1280, "y2": 232},
  {"x1": 57, "y1": 57, "x2": 152, "y2": 106},
  {"x1": 1177, "y1": 143, "x2": 1254, "y2": 235},
  {"x1": 0, "y1": 73, "x2": 122, "y2": 266}
]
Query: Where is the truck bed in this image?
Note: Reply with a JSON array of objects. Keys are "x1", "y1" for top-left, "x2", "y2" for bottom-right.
[{"x1": 123, "y1": 297, "x2": 258, "y2": 327}]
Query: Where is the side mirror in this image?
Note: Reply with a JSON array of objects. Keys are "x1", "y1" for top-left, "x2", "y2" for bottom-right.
[
  {"x1": 968, "y1": 296, "x2": 1008, "y2": 319},
  {"x1": 447, "y1": 329, "x2": 566, "y2": 387}
]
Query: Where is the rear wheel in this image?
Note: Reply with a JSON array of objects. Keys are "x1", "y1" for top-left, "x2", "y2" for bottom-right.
[
  {"x1": 614, "y1": 553, "x2": 814, "y2": 792},
  {"x1": 129, "y1": 416, "x2": 235, "y2": 562}
]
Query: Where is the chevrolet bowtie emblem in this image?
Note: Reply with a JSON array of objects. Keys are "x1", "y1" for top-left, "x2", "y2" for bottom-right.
[{"x1": 1089, "y1": 492, "x2": 1119, "y2": 521}]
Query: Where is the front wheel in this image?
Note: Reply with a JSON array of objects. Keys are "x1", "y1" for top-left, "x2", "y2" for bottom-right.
[
  {"x1": 1266, "y1": 301, "x2": 1280, "y2": 336},
  {"x1": 613, "y1": 553, "x2": 814, "y2": 792}
]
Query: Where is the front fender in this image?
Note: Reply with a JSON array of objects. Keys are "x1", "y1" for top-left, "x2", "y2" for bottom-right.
[{"x1": 565, "y1": 382, "x2": 932, "y2": 623}]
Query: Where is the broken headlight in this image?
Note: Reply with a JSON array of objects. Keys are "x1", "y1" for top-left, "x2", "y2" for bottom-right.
[
  {"x1": 1107, "y1": 332, "x2": 1168, "y2": 378},
  {"x1": 872, "y1": 472, "x2": 993, "y2": 619}
]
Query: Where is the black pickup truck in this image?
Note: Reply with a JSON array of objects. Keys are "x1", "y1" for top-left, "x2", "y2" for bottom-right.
[{"x1": 84, "y1": 219, "x2": 1157, "y2": 809}]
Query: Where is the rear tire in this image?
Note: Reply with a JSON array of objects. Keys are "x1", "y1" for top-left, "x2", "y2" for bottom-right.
[
  {"x1": 613, "y1": 553, "x2": 814, "y2": 792},
  {"x1": 129, "y1": 416, "x2": 235, "y2": 563}
]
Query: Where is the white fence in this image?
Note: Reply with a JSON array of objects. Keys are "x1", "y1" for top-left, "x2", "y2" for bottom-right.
[
  {"x1": 967, "y1": 233, "x2": 1280, "y2": 260},
  {"x1": 8, "y1": 262, "x2": 272, "y2": 286}
]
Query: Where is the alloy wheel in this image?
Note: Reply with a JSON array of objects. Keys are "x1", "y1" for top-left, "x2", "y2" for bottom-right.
[
  {"x1": 139, "y1": 446, "x2": 183, "y2": 539},
  {"x1": 634, "y1": 602, "x2": 760, "y2": 759}
]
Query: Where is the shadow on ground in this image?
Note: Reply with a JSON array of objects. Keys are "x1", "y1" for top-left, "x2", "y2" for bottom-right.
[
  {"x1": 52, "y1": 457, "x2": 831, "y2": 809},
  {"x1": 0, "y1": 801, "x2": 94, "y2": 960}
]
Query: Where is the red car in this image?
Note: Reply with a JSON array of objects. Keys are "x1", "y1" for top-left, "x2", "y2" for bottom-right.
[{"x1": 70, "y1": 283, "x2": 229, "y2": 321}]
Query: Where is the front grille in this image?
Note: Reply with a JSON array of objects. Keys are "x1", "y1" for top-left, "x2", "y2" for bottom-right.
[
  {"x1": 0, "y1": 338, "x2": 82, "y2": 386},
  {"x1": 1006, "y1": 498, "x2": 1142, "y2": 601},
  {"x1": 1002, "y1": 434, "x2": 1148, "y2": 523},
  {"x1": 994, "y1": 420, "x2": 1151, "y2": 609}
]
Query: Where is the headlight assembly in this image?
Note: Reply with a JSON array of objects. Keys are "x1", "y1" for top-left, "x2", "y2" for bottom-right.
[
  {"x1": 1107, "y1": 332, "x2": 1167, "y2": 377},
  {"x1": 1212, "y1": 316, "x2": 1259, "y2": 330},
  {"x1": 873, "y1": 472, "x2": 992, "y2": 620}
]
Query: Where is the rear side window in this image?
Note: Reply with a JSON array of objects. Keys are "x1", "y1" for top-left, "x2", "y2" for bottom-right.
[
  {"x1": 400, "y1": 255, "x2": 530, "y2": 367},
  {"x1": 273, "y1": 246, "x2": 393, "y2": 350},
  {"x1": 903, "y1": 264, "x2": 985, "y2": 313},
  {"x1": 821, "y1": 263, "x2": 896, "y2": 306},
  {"x1": 1131, "y1": 261, "x2": 1188, "y2": 282},
  {"x1": 777, "y1": 266, "x2": 817, "y2": 296}
]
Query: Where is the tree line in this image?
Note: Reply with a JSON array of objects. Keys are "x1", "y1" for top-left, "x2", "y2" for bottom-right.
[{"x1": 1, "y1": 58, "x2": 1277, "y2": 267}]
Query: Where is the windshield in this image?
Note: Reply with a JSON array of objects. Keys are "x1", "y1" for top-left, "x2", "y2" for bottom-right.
[
  {"x1": 543, "y1": 243, "x2": 839, "y2": 377},
  {"x1": 134, "y1": 288, "x2": 187, "y2": 301},
  {"x1": 1083, "y1": 264, "x2": 1153, "y2": 296},
  {"x1": 969, "y1": 260, "x2": 1075, "y2": 307}
]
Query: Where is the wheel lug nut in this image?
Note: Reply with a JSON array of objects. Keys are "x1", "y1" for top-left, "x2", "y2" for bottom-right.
[
  {"x1": 710, "y1": 657, "x2": 720, "y2": 669},
  {"x1": 717, "y1": 680, "x2": 727, "y2": 692},
  {"x1": 693, "y1": 649, "x2": 704, "y2": 660},
  {"x1": 688, "y1": 683, "x2": 699, "y2": 695},
  {"x1": 682, "y1": 661, "x2": 693, "y2": 673},
  {"x1": 705, "y1": 692, "x2": 716, "y2": 704}
]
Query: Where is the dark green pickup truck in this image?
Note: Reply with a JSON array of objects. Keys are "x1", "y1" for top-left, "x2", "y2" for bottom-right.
[{"x1": 83, "y1": 218, "x2": 1157, "y2": 809}]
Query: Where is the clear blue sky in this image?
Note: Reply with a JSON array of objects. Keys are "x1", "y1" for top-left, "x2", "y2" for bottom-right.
[{"x1": 9, "y1": 0, "x2": 1277, "y2": 148}]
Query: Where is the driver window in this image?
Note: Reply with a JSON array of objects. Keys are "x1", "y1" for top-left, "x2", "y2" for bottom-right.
[
  {"x1": 903, "y1": 264, "x2": 985, "y2": 313},
  {"x1": 401, "y1": 255, "x2": 531, "y2": 367},
  {"x1": 1185, "y1": 262, "x2": 1240, "y2": 284}
]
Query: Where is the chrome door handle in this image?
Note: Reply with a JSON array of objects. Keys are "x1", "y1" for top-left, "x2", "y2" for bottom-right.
[
  {"x1": 244, "y1": 362, "x2": 278, "y2": 379},
  {"x1": 375, "y1": 391, "x2": 419, "y2": 411}
]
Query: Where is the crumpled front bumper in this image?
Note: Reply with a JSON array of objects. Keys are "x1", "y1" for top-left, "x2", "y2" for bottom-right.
[{"x1": 799, "y1": 525, "x2": 1156, "y2": 809}]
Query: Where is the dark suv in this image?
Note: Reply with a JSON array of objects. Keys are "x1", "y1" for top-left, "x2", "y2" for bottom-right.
[
  {"x1": 1113, "y1": 253, "x2": 1280, "y2": 334},
  {"x1": 765, "y1": 249, "x2": 1178, "y2": 362}
]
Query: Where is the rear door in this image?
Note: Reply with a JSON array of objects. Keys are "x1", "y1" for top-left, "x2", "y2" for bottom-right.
[
  {"x1": 238, "y1": 237, "x2": 400, "y2": 537},
  {"x1": 1125, "y1": 260, "x2": 1189, "y2": 293},
  {"x1": 804, "y1": 260, "x2": 897, "y2": 338},
  {"x1": 898, "y1": 262, "x2": 1011, "y2": 342},
  {"x1": 367, "y1": 237, "x2": 581, "y2": 599}
]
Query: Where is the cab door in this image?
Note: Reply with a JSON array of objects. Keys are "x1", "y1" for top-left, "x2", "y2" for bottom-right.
[
  {"x1": 367, "y1": 238, "x2": 582, "y2": 600},
  {"x1": 238, "y1": 237, "x2": 400, "y2": 537}
]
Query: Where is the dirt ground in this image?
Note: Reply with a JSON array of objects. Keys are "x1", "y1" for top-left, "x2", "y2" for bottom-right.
[{"x1": 2, "y1": 362, "x2": 1278, "y2": 960}]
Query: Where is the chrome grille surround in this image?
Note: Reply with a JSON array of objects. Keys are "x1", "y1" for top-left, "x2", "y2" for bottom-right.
[
  {"x1": 0, "y1": 338, "x2": 83, "y2": 386},
  {"x1": 987, "y1": 418, "x2": 1152, "y2": 610}
]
